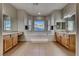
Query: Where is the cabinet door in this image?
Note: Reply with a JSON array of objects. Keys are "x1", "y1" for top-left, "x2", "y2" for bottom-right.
[
  {"x1": 58, "y1": 33, "x2": 60, "y2": 42},
  {"x1": 56, "y1": 33, "x2": 61, "y2": 43},
  {"x1": 3, "y1": 35, "x2": 12, "y2": 52},
  {"x1": 61, "y1": 34, "x2": 65, "y2": 45},
  {"x1": 69, "y1": 35, "x2": 76, "y2": 51},
  {"x1": 12, "y1": 33, "x2": 18, "y2": 46},
  {"x1": 56, "y1": 33, "x2": 58, "y2": 42},
  {"x1": 59, "y1": 35, "x2": 62, "y2": 44},
  {"x1": 55, "y1": 32, "x2": 58, "y2": 41},
  {"x1": 65, "y1": 35, "x2": 70, "y2": 48}
]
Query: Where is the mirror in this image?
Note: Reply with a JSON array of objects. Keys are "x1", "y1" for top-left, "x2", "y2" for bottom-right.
[
  {"x1": 65, "y1": 15, "x2": 75, "y2": 32},
  {"x1": 56, "y1": 22, "x2": 65, "y2": 30},
  {"x1": 3, "y1": 15, "x2": 12, "y2": 31}
]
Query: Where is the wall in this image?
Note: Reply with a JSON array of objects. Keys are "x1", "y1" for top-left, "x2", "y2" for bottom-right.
[
  {"x1": 62, "y1": 4, "x2": 76, "y2": 32},
  {"x1": 50, "y1": 12, "x2": 55, "y2": 41},
  {"x1": 62, "y1": 3, "x2": 76, "y2": 18},
  {"x1": 50, "y1": 4, "x2": 76, "y2": 34},
  {"x1": 17, "y1": 10, "x2": 28, "y2": 41},
  {"x1": 77, "y1": 4, "x2": 79, "y2": 56},
  {"x1": 0, "y1": 3, "x2": 2, "y2": 35},
  {"x1": 3, "y1": 3, "x2": 18, "y2": 31},
  {"x1": 0, "y1": 3, "x2": 3, "y2": 56},
  {"x1": 51, "y1": 10, "x2": 65, "y2": 31}
]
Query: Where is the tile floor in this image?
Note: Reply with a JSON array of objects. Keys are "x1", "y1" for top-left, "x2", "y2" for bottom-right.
[{"x1": 4, "y1": 41, "x2": 75, "y2": 56}]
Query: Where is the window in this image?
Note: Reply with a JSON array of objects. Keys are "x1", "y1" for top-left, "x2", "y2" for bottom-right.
[
  {"x1": 4, "y1": 17, "x2": 11, "y2": 31},
  {"x1": 34, "y1": 20, "x2": 45, "y2": 31}
]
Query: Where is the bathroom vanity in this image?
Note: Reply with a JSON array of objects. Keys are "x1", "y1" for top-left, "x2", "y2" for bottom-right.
[
  {"x1": 55, "y1": 32, "x2": 76, "y2": 52},
  {"x1": 3, "y1": 32, "x2": 23, "y2": 53}
]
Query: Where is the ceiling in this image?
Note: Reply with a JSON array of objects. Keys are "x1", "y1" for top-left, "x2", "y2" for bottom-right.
[{"x1": 11, "y1": 3, "x2": 67, "y2": 16}]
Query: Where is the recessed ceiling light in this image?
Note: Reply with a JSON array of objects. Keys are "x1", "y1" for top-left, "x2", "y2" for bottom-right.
[{"x1": 38, "y1": 12, "x2": 40, "y2": 15}]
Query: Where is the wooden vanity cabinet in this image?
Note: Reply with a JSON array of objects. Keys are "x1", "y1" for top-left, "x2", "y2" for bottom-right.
[
  {"x1": 69, "y1": 35, "x2": 76, "y2": 51},
  {"x1": 55, "y1": 32, "x2": 76, "y2": 51},
  {"x1": 62, "y1": 34, "x2": 69, "y2": 48},
  {"x1": 55, "y1": 32, "x2": 57, "y2": 41},
  {"x1": 3, "y1": 32, "x2": 23, "y2": 53},
  {"x1": 61, "y1": 34, "x2": 65, "y2": 45},
  {"x1": 55, "y1": 32, "x2": 58, "y2": 42},
  {"x1": 56, "y1": 33, "x2": 61, "y2": 43},
  {"x1": 12, "y1": 33, "x2": 18, "y2": 47},
  {"x1": 59, "y1": 35, "x2": 62, "y2": 44},
  {"x1": 3, "y1": 35, "x2": 12, "y2": 53},
  {"x1": 3, "y1": 33, "x2": 19, "y2": 53}
]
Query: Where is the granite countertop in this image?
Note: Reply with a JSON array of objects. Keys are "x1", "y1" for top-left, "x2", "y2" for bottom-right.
[
  {"x1": 2, "y1": 32, "x2": 23, "y2": 36},
  {"x1": 56, "y1": 31, "x2": 76, "y2": 35},
  {"x1": 67, "y1": 32, "x2": 76, "y2": 34},
  {"x1": 2, "y1": 32, "x2": 13, "y2": 35}
]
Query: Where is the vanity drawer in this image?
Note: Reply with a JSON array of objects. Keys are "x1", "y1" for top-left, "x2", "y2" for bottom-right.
[
  {"x1": 12, "y1": 33, "x2": 18, "y2": 46},
  {"x1": 3, "y1": 35, "x2": 12, "y2": 53},
  {"x1": 3, "y1": 35, "x2": 11, "y2": 40},
  {"x1": 69, "y1": 35, "x2": 76, "y2": 51}
]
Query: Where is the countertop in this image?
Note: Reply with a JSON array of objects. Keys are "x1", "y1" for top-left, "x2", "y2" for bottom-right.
[
  {"x1": 2, "y1": 32, "x2": 23, "y2": 36},
  {"x1": 56, "y1": 31, "x2": 76, "y2": 35}
]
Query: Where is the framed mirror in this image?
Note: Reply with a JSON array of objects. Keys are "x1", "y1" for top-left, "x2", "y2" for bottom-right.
[
  {"x1": 56, "y1": 22, "x2": 65, "y2": 30},
  {"x1": 3, "y1": 15, "x2": 12, "y2": 31},
  {"x1": 65, "y1": 14, "x2": 75, "y2": 32}
]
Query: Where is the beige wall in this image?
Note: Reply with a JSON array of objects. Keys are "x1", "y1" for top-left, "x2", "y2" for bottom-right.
[
  {"x1": 61, "y1": 4, "x2": 76, "y2": 31},
  {"x1": 0, "y1": 3, "x2": 3, "y2": 56},
  {"x1": 50, "y1": 10, "x2": 63, "y2": 41},
  {"x1": 51, "y1": 10, "x2": 65, "y2": 32},
  {"x1": 17, "y1": 10, "x2": 28, "y2": 41},
  {"x1": 77, "y1": 4, "x2": 79, "y2": 56},
  {"x1": 17, "y1": 10, "x2": 28, "y2": 32},
  {"x1": 0, "y1": 3, "x2": 2, "y2": 34},
  {"x1": 3, "y1": 3, "x2": 18, "y2": 31},
  {"x1": 50, "y1": 4, "x2": 76, "y2": 32},
  {"x1": 62, "y1": 3, "x2": 76, "y2": 18}
]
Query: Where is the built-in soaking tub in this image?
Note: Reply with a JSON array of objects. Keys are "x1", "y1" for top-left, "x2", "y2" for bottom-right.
[{"x1": 24, "y1": 31, "x2": 55, "y2": 43}]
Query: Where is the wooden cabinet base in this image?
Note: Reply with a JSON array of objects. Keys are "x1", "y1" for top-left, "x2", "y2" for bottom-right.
[
  {"x1": 3, "y1": 35, "x2": 12, "y2": 53},
  {"x1": 12, "y1": 34, "x2": 18, "y2": 47},
  {"x1": 55, "y1": 32, "x2": 76, "y2": 52},
  {"x1": 3, "y1": 33, "x2": 18, "y2": 53}
]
